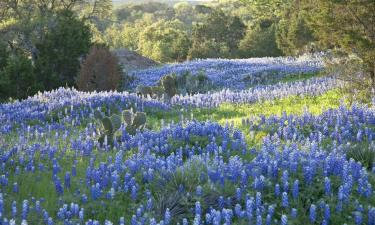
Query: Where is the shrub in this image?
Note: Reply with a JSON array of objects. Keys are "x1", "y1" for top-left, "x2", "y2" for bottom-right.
[
  {"x1": 0, "y1": 52, "x2": 41, "y2": 101},
  {"x1": 76, "y1": 46, "x2": 121, "y2": 92}
]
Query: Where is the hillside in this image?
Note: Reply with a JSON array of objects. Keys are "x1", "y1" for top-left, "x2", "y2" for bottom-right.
[{"x1": 1, "y1": 55, "x2": 374, "y2": 224}]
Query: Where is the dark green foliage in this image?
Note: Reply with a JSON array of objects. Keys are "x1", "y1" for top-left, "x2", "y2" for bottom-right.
[
  {"x1": 276, "y1": 12, "x2": 316, "y2": 55},
  {"x1": 0, "y1": 41, "x2": 8, "y2": 69},
  {"x1": 239, "y1": 23, "x2": 283, "y2": 58},
  {"x1": 0, "y1": 51, "x2": 41, "y2": 101},
  {"x1": 188, "y1": 10, "x2": 246, "y2": 59},
  {"x1": 303, "y1": 0, "x2": 375, "y2": 85},
  {"x1": 35, "y1": 10, "x2": 92, "y2": 90}
]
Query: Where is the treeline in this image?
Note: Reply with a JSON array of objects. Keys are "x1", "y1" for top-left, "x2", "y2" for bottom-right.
[{"x1": 101, "y1": 1, "x2": 287, "y2": 62}]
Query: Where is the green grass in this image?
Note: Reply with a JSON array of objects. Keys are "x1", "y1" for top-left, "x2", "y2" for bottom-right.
[{"x1": 146, "y1": 88, "x2": 345, "y2": 147}]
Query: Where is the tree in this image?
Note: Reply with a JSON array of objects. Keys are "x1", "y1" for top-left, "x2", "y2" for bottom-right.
[
  {"x1": 35, "y1": 10, "x2": 92, "y2": 90},
  {"x1": 188, "y1": 10, "x2": 246, "y2": 59},
  {"x1": 303, "y1": 0, "x2": 375, "y2": 85},
  {"x1": 239, "y1": 23, "x2": 283, "y2": 58},
  {"x1": 276, "y1": 11, "x2": 315, "y2": 55},
  {"x1": 138, "y1": 20, "x2": 191, "y2": 62},
  {"x1": 76, "y1": 46, "x2": 121, "y2": 91},
  {"x1": 243, "y1": 0, "x2": 315, "y2": 55},
  {"x1": 0, "y1": 52, "x2": 40, "y2": 101}
]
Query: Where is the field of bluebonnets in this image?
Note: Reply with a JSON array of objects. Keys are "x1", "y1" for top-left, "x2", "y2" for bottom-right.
[{"x1": 1, "y1": 55, "x2": 375, "y2": 225}]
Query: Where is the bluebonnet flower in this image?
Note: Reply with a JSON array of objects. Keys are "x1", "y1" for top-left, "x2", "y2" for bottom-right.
[
  {"x1": 146, "y1": 198, "x2": 153, "y2": 211},
  {"x1": 131, "y1": 185, "x2": 137, "y2": 201},
  {"x1": 265, "y1": 214, "x2": 271, "y2": 225},
  {"x1": 54, "y1": 178, "x2": 64, "y2": 196},
  {"x1": 256, "y1": 192, "x2": 262, "y2": 208},
  {"x1": 236, "y1": 187, "x2": 242, "y2": 201},
  {"x1": 22, "y1": 200, "x2": 29, "y2": 220},
  {"x1": 353, "y1": 211, "x2": 362, "y2": 225},
  {"x1": 292, "y1": 180, "x2": 299, "y2": 199},
  {"x1": 246, "y1": 198, "x2": 254, "y2": 222},
  {"x1": 195, "y1": 201, "x2": 202, "y2": 215},
  {"x1": 256, "y1": 215, "x2": 262, "y2": 225},
  {"x1": 324, "y1": 204, "x2": 330, "y2": 221},
  {"x1": 368, "y1": 207, "x2": 375, "y2": 225},
  {"x1": 309, "y1": 204, "x2": 316, "y2": 223},
  {"x1": 281, "y1": 215, "x2": 288, "y2": 225},
  {"x1": 291, "y1": 208, "x2": 297, "y2": 218},
  {"x1": 196, "y1": 185, "x2": 202, "y2": 197},
  {"x1": 281, "y1": 192, "x2": 288, "y2": 208},
  {"x1": 13, "y1": 183, "x2": 19, "y2": 193},
  {"x1": 165, "y1": 208, "x2": 171, "y2": 225},
  {"x1": 131, "y1": 215, "x2": 137, "y2": 225},
  {"x1": 223, "y1": 209, "x2": 232, "y2": 225},
  {"x1": 275, "y1": 184, "x2": 280, "y2": 196},
  {"x1": 11, "y1": 201, "x2": 17, "y2": 217},
  {"x1": 218, "y1": 196, "x2": 225, "y2": 209},
  {"x1": 64, "y1": 172, "x2": 71, "y2": 189}
]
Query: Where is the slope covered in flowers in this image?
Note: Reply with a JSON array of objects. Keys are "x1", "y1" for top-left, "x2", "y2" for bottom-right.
[
  {"x1": 0, "y1": 56, "x2": 374, "y2": 225},
  {"x1": 130, "y1": 55, "x2": 324, "y2": 89}
]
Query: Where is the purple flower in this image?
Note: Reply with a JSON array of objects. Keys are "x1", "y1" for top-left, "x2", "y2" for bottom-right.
[
  {"x1": 281, "y1": 192, "x2": 288, "y2": 208},
  {"x1": 292, "y1": 180, "x2": 299, "y2": 199},
  {"x1": 281, "y1": 214, "x2": 288, "y2": 225},
  {"x1": 309, "y1": 204, "x2": 316, "y2": 223},
  {"x1": 324, "y1": 177, "x2": 331, "y2": 196}
]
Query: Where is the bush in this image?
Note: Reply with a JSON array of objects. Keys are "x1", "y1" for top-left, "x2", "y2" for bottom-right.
[
  {"x1": 76, "y1": 46, "x2": 121, "y2": 92},
  {"x1": 0, "y1": 52, "x2": 41, "y2": 101}
]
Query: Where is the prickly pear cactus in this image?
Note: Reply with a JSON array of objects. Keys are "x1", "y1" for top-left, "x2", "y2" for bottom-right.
[
  {"x1": 101, "y1": 117, "x2": 113, "y2": 134},
  {"x1": 94, "y1": 110, "x2": 103, "y2": 120},
  {"x1": 122, "y1": 110, "x2": 133, "y2": 125},
  {"x1": 110, "y1": 114, "x2": 122, "y2": 131},
  {"x1": 132, "y1": 112, "x2": 146, "y2": 129}
]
